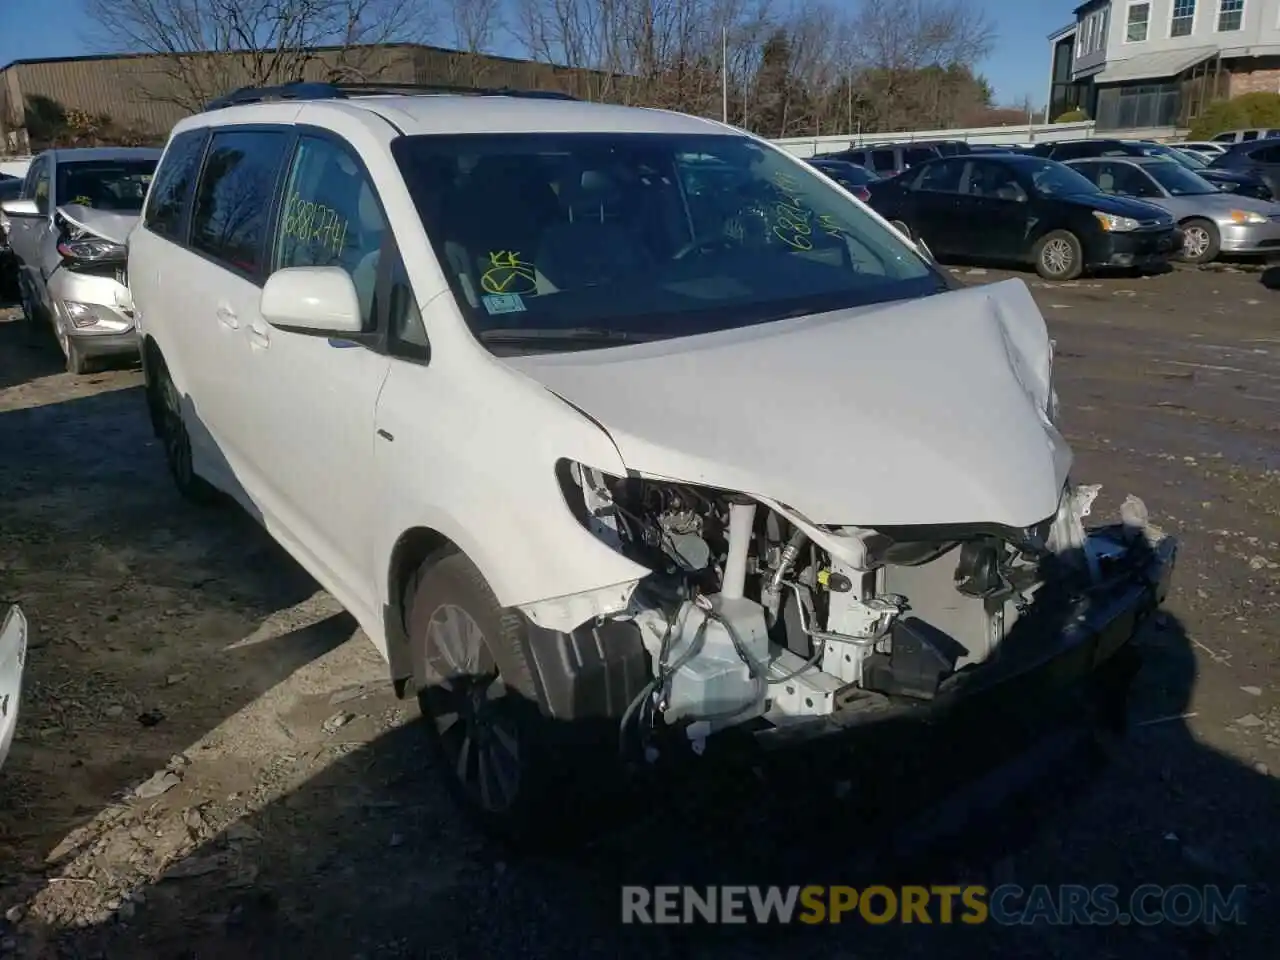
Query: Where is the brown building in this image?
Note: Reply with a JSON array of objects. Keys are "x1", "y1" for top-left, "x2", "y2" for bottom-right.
[{"x1": 1, "y1": 44, "x2": 604, "y2": 153}]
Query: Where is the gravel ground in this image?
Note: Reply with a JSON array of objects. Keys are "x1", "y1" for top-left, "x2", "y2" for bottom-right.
[{"x1": 1, "y1": 261, "x2": 1278, "y2": 959}]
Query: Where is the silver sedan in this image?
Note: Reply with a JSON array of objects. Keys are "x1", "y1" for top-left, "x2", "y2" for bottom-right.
[{"x1": 1065, "y1": 156, "x2": 1280, "y2": 264}]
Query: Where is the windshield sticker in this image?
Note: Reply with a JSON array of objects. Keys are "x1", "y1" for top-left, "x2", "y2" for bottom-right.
[
  {"x1": 280, "y1": 191, "x2": 349, "y2": 258},
  {"x1": 72, "y1": 195, "x2": 93, "y2": 206},
  {"x1": 482, "y1": 293, "x2": 526, "y2": 315},
  {"x1": 481, "y1": 251, "x2": 538, "y2": 296},
  {"x1": 770, "y1": 171, "x2": 844, "y2": 250}
]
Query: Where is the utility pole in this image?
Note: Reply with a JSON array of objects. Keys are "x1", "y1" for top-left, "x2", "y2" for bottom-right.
[{"x1": 722, "y1": 26, "x2": 729, "y2": 123}]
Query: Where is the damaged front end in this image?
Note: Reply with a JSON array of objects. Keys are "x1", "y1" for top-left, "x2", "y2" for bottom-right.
[{"x1": 529, "y1": 463, "x2": 1175, "y2": 761}]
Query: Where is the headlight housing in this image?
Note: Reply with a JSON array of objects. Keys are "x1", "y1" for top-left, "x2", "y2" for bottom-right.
[
  {"x1": 56, "y1": 237, "x2": 126, "y2": 262},
  {"x1": 1092, "y1": 211, "x2": 1141, "y2": 232},
  {"x1": 1228, "y1": 209, "x2": 1266, "y2": 224}
]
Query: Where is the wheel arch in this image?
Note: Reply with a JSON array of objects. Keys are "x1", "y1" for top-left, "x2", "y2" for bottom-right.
[{"x1": 141, "y1": 334, "x2": 165, "y2": 437}]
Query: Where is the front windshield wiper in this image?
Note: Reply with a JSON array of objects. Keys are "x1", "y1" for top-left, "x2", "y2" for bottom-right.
[{"x1": 478, "y1": 327, "x2": 659, "y2": 344}]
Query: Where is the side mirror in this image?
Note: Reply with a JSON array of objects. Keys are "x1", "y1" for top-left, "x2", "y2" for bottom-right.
[
  {"x1": 1, "y1": 198, "x2": 40, "y2": 218},
  {"x1": 260, "y1": 266, "x2": 363, "y2": 335}
]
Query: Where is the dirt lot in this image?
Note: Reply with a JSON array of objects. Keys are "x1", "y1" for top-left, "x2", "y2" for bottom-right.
[{"x1": 1, "y1": 262, "x2": 1279, "y2": 959}]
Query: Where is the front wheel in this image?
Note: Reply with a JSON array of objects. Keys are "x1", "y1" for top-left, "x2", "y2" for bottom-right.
[
  {"x1": 1178, "y1": 218, "x2": 1220, "y2": 265},
  {"x1": 408, "y1": 551, "x2": 618, "y2": 849},
  {"x1": 1033, "y1": 230, "x2": 1084, "y2": 281}
]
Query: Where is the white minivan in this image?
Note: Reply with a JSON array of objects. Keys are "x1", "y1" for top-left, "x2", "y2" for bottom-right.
[{"x1": 128, "y1": 81, "x2": 1175, "y2": 844}]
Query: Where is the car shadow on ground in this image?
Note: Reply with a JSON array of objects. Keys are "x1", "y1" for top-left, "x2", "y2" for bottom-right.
[
  {"x1": 1262, "y1": 265, "x2": 1280, "y2": 290},
  {"x1": 0, "y1": 386, "x2": 355, "y2": 914},
  {"x1": 0, "y1": 311, "x2": 64, "y2": 392},
  {"x1": 942, "y1": 256, "x2": 1175, "y2": 283},
  {"x1": 18, "y1": 612, "x2": 1279, "y2": 960}
]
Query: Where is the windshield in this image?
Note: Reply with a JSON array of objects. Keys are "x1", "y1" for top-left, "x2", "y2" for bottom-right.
[
  {"x1": 1139, "y1": 142, "x2": 1207, "y2": 171},
  {"x1": 1143, "y1": 160, "x2": 1218, "y2": 196},
  {"x1": 56, "y1": 158, "x2": 156, "y2": 213},
  {"x1": 1024, "y1": 158, "x2": 1101, "y2": 197},
  {"x1": 391, "y1": 132, "x2": 943, "y2": 347}
]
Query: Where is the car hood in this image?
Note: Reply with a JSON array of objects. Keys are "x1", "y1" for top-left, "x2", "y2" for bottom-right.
[
  {"x1": 1199, "y1": 168, "x2": 1254, "y2": 183},
  {"x1": 1059, "y1": 192, "x2": 1170, "y2": 220},
  {"x1": 55, "y1": 204, "x2": 137, "y2": 246},
  {"x1": 501, "y1": 279, "x2": 1072, "y2": 529}
]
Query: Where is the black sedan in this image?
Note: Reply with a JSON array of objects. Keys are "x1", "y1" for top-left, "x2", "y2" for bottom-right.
[
  {"x1": 866, "y1": 154, "x2": 1181, "y2": 280},
  {"x1": 805, "y1": 158, "x2": 878, "y2": 200}
]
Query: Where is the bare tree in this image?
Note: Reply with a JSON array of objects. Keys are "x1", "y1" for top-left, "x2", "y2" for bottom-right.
[{"x1": 84, "y1": 0, "x2": 437, "y2": 111}]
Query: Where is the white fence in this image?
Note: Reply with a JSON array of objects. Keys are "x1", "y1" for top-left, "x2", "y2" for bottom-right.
[{"x1": 770, "y1": 120, "x2": 1115, "y2": 158}]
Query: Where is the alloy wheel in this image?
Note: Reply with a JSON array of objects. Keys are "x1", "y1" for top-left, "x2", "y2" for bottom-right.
[
  {"x1": 1042, "y1": 237, "x2": 1074, "y2": 276},
  {"x1": 1183, "y1": 226, "x2": 1210, "y2": 261},
  {"x1": 420, "y1": 603, "x2": 521, "y2": 814}
]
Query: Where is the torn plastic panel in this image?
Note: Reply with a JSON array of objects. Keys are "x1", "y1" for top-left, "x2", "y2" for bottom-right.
[{"x1": 529, "y1": 462, "x2": 1175, "y2": 759}]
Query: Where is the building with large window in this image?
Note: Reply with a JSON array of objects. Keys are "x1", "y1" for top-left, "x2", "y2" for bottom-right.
[{"x1": 1046, "y1": 0, "x2": 1280, "y2": 132}]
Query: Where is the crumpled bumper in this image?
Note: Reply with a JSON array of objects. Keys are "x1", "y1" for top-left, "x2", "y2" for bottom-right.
[{"x1": 0, "y1": 605, "x2": 28, "y2": 772}]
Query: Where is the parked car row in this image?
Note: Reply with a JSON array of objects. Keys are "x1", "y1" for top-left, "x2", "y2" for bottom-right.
[
  {"x1": 797, "y1": 133, "x2": 1280, "y2": 278},
  {"x1": 0, "y1": 83, "x2": 1178, "y2": 823},
  {"x1": 1, "y1": 147, "x2": 159, "y2": 372}
]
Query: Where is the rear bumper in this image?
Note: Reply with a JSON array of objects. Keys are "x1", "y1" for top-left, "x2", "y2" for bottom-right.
[
  {"x1": 1089, "y1": 228, "x2": 1181, "y2": 268},
  {"x1": 0, "y1": 605, "x2": 28, "y2": 772}
]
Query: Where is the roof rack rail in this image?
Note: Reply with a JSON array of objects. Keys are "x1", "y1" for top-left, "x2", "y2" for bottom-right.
[{"x1": 202, "y1": 80, "x2": 579, "y2": 111}]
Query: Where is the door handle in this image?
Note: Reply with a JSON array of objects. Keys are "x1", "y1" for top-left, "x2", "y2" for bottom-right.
[
  {"x1": 247, "y1": 322, "x2": 270, "y2": 348},
  {"x1": 215, "y1": 303, "x2": 239, "y2": 329}
]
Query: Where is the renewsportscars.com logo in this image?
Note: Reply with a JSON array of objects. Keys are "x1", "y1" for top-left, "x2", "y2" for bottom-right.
[{"x1": 621, "y1": 884, "x2": 1250, "y2": 926}]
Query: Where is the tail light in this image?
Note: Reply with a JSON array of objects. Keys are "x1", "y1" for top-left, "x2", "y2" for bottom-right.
[{"x1": 853, "y1": 185, "x2": 871, "y2": 201}]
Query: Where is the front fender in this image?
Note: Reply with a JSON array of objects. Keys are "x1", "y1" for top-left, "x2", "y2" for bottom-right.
[{"x1": 373, "y1": 353, "x2": 651, "y2": 632}]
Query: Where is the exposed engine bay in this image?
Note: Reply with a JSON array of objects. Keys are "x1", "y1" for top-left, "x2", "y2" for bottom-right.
[{"x1": 558, "y1": 461, "x2": 1152, "y2": 751}]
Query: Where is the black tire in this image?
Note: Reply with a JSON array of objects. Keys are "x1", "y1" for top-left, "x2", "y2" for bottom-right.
[
  {"x1": 18, "y1": 278, "x2": 42, "y2": 326},
  {"x1": 1033, "y1": 230, "x2": 1084, "y2": 281},
  {"x1": 1178, "y1": 218, "x2": 1220, "y2": 265},
  {"x1": 64, "y1": 338, "x2": 91, "y2": 375},
  {"x1": 150, "y1": 355, "x2": 218, "y2": 503},
  {"x1": 407, "y1": 550, "x2": 618, "y2": 850}
]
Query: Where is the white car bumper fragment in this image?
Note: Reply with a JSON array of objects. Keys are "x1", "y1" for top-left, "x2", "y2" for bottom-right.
[{"x1": 0, "y1": 604, "x2": 28, "y2": 771}]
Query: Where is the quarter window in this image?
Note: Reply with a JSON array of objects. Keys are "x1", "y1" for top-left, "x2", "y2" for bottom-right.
[
  {"x1": 1217, "y1": 0, "x2": 1243, "y2": 31},
  {"x1": 190, "y1": 129, "x2": 288, "y2": 276},
  {"x1": 273, "y1": 135, "x2": 388, "y2": 330},
  {"x1": 1126, "y1": 1, "x2": 1151, "y2": 41},
  {"x1": 145, "y1": 130, "x2": 207, "y2": 239}
]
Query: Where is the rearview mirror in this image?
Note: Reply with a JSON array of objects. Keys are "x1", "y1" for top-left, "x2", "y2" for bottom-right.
[
  {"x1": 1, "y1": 198, "x2": 40, "y2": 218},
  {"x1": 260, "y1": 266, "x2": 364, "y2": 335}
]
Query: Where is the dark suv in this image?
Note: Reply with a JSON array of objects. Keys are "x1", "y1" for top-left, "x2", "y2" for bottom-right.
[
  {"x1": 1208, "y1": 139, "x2": 1280, "y2": 201},
  {"x1": 819, "y1": 143, "x2": 942, "y2": 177}
]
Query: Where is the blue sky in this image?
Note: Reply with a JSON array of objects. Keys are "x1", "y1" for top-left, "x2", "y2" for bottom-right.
[{"x1": 1, "y1": 0, "x2": 1067, "y2": 108}]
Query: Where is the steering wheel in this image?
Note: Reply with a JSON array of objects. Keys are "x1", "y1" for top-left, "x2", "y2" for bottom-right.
[{"x1": 671, "y1": 235, "x2": 737, "y2": 261}]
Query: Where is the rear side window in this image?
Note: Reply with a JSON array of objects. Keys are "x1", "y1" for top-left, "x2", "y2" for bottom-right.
[
  {"x1": 1242, "y1": 131, "x2": 1258, "y2": 141},
  {"x1": 870, "y1": 149, "x2": 896, "y2": 172},
  {"x1": 145, "y1": 130, "x2": 207, "y2": 238},
  {"x1": 1212, "y1": 132, "x2": 1236, "y2": 142},
  {"x1": 190, "y1": 129, "x2": 288, "y2": 276},
  {"x1": 904, "y1": 148, "x2": 937, "y2": 167},
  {"x1": 912, "y1": 158, "x2": 965, "y2": 193}
]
